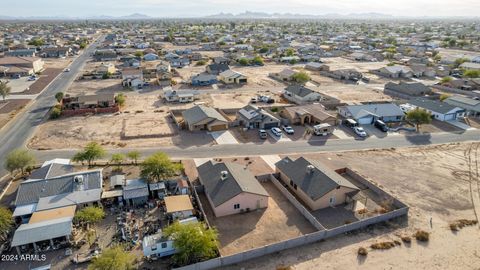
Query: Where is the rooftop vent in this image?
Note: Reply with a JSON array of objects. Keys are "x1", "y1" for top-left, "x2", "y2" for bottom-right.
[
  {"x1": 220, "y1": 171, "x2": 229, "y2": 181},
  {"x1": 306, "y1": 165, "x2": 315, "y2": 174}
]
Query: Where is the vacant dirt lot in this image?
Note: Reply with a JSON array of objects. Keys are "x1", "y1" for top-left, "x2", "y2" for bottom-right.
[
  {"x1": 67, "y1": 79, "x2": 123, "y2": 96},
  {"x1": 199, "y1": 180, "x2": 317, "y2": 256},
  {"x1": 0, "y1": 99, "x2": 30, "y2": 129},
  {"x1": 28, "y1": 91, "x2": 216, "y2": 149},
  {"x1": 229, "y1": 143, "x2": 480, "y2": 270}
]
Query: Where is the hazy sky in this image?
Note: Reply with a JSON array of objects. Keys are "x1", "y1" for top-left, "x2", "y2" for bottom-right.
[{"x1": 3, "y1": 0, "x2": 480, "y2": 17}]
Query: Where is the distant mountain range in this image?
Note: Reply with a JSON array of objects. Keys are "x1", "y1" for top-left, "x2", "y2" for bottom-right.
[
  {"x1": 0, "y1": 11, "x2": 477, "y2": 21},
  {"x1": 204, "y1": 11, "x2": 395, "y2": 19}
]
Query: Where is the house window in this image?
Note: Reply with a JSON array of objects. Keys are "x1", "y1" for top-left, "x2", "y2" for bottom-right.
[
  {"x1": 290, "y1": 180, "x2": 294, "y2": 186},
  {"x1": 161, "y1": 242, "x2": 167, "y2": 249},
  {"x1": 151, "y1": 246, "x2": 157, "y2": 251},
  {"x1": 234, "y1": 204, "x2": 240, "y2": 209},
  {"x1": 329, "y1": 197, "x2": 335, "y2": 204},
  {"x1": 293, "y1": 184, "x2": 298, "y2": 190}
]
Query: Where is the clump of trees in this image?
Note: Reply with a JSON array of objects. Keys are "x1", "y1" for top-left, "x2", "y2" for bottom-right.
[
  {"x1": 72, "y1": 142, "x2": 106, "y2": 166},
  {"x1": 164, "y1": 222, "x2": 218, "y2": 266},
  {"x1": 115, "y1": 93, "x2": 126, "y2": 107},
  {"x1": 292, "y1": 71, "x2": 310, "y2": 84},
  {"x1": 0, "y1": 207, "x2": 13, "y2": 241},
  {"x1": 140, "y1": 152, "x2": 182, "y2": 183},
  {"x1": 0, "y1": 81, "x2": 11, "y2": 101},
  {"x1": 4, "y1": 149, "x2": 36, "y2": 175},
  {"x1": 89, "y1": 245, "x2": 135, "y2": 270}
]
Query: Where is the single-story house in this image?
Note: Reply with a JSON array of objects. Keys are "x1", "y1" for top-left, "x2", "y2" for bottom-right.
[
  {"x1": 406, "y1": 98, "x2": 465, "y2": 121},
  {"x1": 191, "y1": 73, "x2": 218, "y2": 86},
  {"x1": 206, "y1": 63, "x2": 229, "y2": 75},
  {"x1": 384, "y1": 81, "x2": 433, "y2": 98},
  {"x1": 275, "y1": 157, "x2": 359, "y2": 211},
  {"x1": 163, "y1": 88, "x2": 195, "y2": 103},
  {"x1": 236, "y1": 105, "x2": 280, "y2": 129},
  {"x1": 62, "y1": 93, "x2": 116, "y2": 110},
  {"x1": 305, "y1": 62, "x2": 329, "y2": 71},
  {"x1": 283, "y1": 84, "x2": 322, "y2": 105},
  {"x1": 182, "y1": 105, "x2": 229, "y2": 131},
  {"x1": 445, "y1": 95, "x2": 480, "y2": 117},
  {"x1": 219, "y1": 70, "x2": 247, "y2": 84},
  {"x1": 40, "y1": 47, "x2": 71, "y2": 58},
  {"x1": 374, "y1": 65, "x2": 413, "y2": 78},
  {"x1": 280, "y1": 104, "x2": 337, "y2": 126},
  {"x1": 197, "y1": 161, "x2": 269, "y2": 217},
  {"x1": 169, "y1": 58, "x2": 190, "y2": 68},
  {"x1": 164, "y1": 195, "x2": 194, "y2": 219},
  {"x1": 5, "y1": 49, "x2": 36, "y2": 57},
  {"x1": 338, "y1": 103, "x2": 405, "y2": 124},
  {"x1": 270, "y1": 68, "x2": 297, "y2": 81},
  {"x1": 0, "y1": 56, "x2": 44, "y2": 76},
  {"x1": 144, "y1": 53, "x2": 159, "y2": 61},
  {"x1": 122, "y1": 68, "x2": 144, "y2": 88},
  {"x1": 94, "y1": 49, "x2": 117, "y2": 61}
]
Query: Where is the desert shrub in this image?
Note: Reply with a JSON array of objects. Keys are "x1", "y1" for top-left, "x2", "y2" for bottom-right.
[
  {"x1": 357, "y1": 247, "x2": 368, "y2": 256},
  {"x1": 401, "y1": 236, "x2": 411, "y2": 243},
  {"x1": 357, "y1": 208, "x2": 367, "y2": 214},
  {"x1": 393, "y1": 240, "x2": 401, "y2": 246},
  {"x1": 449, "y1": 219, "x2": 477, "y2": 231},
  {"x1": 414, "y1": 230, "x2": 429, "y2": 242},
  {"x1": 50, "y1": 107, "x2": 62, "y2": 119},
  {"x1": 370, "y1": 241, "x2": 395, "y2": 250}
]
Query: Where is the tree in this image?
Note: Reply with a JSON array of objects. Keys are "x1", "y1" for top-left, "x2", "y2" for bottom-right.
[
  {"x1": 292, "y1": 72, "x2": 310, "y2": 84},
  {"x1": 126, "y1": 151, "x2": 141, "y2": 165},
  {"x1": 72, "y1": 142, "x2": 106, "y2": 166},
  {"x1": 0, "y1": 207, "x2": 13, "y2": 239},
  {"x1": 285, "y1": 48, "x2": 295, "y2": 57},
  {"x1": 134, "y1": 51, "x2": 143, "y2": 58},
  {"x1": 110, "y1": 153, "x2": 125, "y2": 170},
  {"x1": 238, "y1": 58, "x2": 249, "y2": 66},
  {"x1": 252, "y1": 56, "x2": 264, "y2": 66},
  {"x1": 463, "y1": 70, "x2": 480, "y2": 78},
  {"x1": 28, "y1": 38, "x2": 44, "y2": 46},
  {"x1": 440, "y1": 76, "x2": 453, "y2": 84},
  {"x1": 115, "y1": 93, "x2": 126, "y2": 107},
  {"x1": 55, "y1": 92, "x2": 64, "y2": 103},
  {"x1": 440, "y1": 94, "x2": 451, "y2": 101},
  {"x1": 406, "y1": 108, "x2": 432, "y2": 132},
  {"x1": 164, "y1": 222, "x2": 218, "y2": 266},
  {"x1": 5, "y1": 149, "x2": 36, "y2": 175},
  {"x1": 259, "y1": 47, "x2": 269, "y2": 54},
  {"x1": 433, "y1": 54, "x2": 442, "y2": 63},
  {"x1": 195, "y1": 60, "x2": 206, "y2": 66},
  {"x1": 89, "y1": 245, "x2": 134, "y2": 270},
  {"x1": 75, "y1": 206, "x2": 105, "y2": 229},
  {"x1": 454, "y1": 58, "x2": 469, "y2": 68},
  {"x1": 102, "y1": 72, "x2": 112, "y2": 79},
  {"x1": 140, "y1": 152, "x2": 182, "y2": 183},
  {"x1": 0, "y1": 81, "x2": 11, "y2": 101},
  {"x1": 50, "y1": 106, "x2": 62, "y2": 119}
]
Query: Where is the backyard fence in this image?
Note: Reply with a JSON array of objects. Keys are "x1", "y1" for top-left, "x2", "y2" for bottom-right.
[{"x1": 174, "y1": 172, "x2": 409, "y2": 270}]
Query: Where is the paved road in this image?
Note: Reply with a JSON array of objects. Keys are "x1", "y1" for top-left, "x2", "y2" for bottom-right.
[
  {"x1": 31, "y1": 129, "x2": 480, "y2": 162},
  {"x1": 0, "y1": 36, "x2": 104, "y2": 177}
]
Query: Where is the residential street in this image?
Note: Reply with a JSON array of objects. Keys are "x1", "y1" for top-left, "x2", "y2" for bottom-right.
[
  {"x1": 0, "y1": 36, "x2": 104, "y2": 177},
  {"x1": 30, "y1": 129, "x2": 480, "y2": 162}
]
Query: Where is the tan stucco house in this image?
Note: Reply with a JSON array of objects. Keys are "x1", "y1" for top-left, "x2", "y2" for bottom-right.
[
  {"x1": 197, "y1": 161, "x2": 269, "y2": 217},
  {"x1": 280, "y1": 104, "x2": 337, "y2": 126},
  {"x1": 182, "y1": 105, "x2": 229, "y2": 131},
  {"x1": 275, "y1": 157, "x2": 359, "y2": 211}
]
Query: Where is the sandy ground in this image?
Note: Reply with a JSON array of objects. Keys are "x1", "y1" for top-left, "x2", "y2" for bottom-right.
[
  {"x1": 66, "y1": 79, "x2": 124, "y2": 96},
  {"x1": 228, "y1": 142, "x2": 480, "y2": 270},
  {"x1": 43, "y1": 57, "x2": 74, "y2": 69}
]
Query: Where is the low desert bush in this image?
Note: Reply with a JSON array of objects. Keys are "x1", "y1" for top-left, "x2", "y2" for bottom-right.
[
  {"x1": 414, "y1": 230, "x2": 429, "y2": 242},
  {"x1": 357, "y1": 247, "x2": 368, "y2": 256}
]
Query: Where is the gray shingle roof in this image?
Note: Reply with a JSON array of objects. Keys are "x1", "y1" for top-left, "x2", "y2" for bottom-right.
[
  {"x1": 30, "y1": 163, "x2": 74, "y2": 180},
  {"x1": 182, "y1": 105, "x2": 227, "y2": 125},
  {"x1": 445, "y1": 95, "x2": 480, "y2": 107},
  {"x1": 197, "y1": 161, "x2": 269, "y2": 207},
  {"x1": 15, "y1": 170, "x2": 102, "y2": 206},
  {"x1": 11, "y1": 217, "x2": 73, "y2": 247},
  {"x1": 285, "y1": 84, "x2": 316, "y2": 97},
  {"x1": 408, "y1": 98, "x2": 462, "y2": 114},
  {"x1": 275, "y1": 157, "x2": 358, "y2": 201},
  {"x1": 385, "y1": 82, "x2": 431, "y2": 96},
  {"x1": 342, "y1": 103, "x2": 404, "y2": 119}
]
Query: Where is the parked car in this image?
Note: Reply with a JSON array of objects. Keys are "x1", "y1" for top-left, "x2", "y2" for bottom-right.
[
  {"x1": 282, "y1": 125, "x2": 294, "y2": 134},
  {"x1": 27, "y1": 76, "x2": 36, "y2": 81},
  {"x1": 259, "y1": 129, "x2": 267, "y2": 139},
  {"x1": 374, "y1": 119, "x2": 388, "y2": 132},
  {"x1": 353, "y1": 126, "x2": 367, "y2": 137},
  {"x1": 12, "y1": 74, "x2": 21, "y2": 79},
  {"x1": 64, "y1": 68, "x2": 71, "y2": 72},
  {"x1": 250, "y1": 97, "x2": 257, "y2": 103},
  {"x1": 271, "y1": 127, "x2": 282, "y2": 136}
]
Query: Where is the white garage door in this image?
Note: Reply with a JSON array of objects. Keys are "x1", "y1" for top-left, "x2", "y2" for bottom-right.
[
  {"x1": 357, "y1": 116, "x2": 373, "y2": 125},
  {"x1": 444, "y1": 114, "x2": 455, "y2": 121}
]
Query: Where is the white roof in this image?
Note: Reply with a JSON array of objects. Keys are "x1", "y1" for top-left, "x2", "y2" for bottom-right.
[
  {"x1": 102, "y1": 190, "x2": 123, "y2": 198},
  {"x1": 12, "y1": 203, "x2": 37, "y2": 217},
  {"x1": 11, "y1": 217, "x2": 73, "y2": 247},
  {"x1": 42, "y1": 159, "x2": 70, "y2": 167}
]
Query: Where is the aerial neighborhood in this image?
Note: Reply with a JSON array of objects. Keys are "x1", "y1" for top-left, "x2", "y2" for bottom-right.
[{"x1": 0, "y1": 7, "x2": 479, "y2": 270}]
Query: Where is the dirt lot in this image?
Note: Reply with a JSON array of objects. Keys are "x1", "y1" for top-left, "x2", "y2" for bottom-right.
[
  {"x1": 0, "y1": 99, "x2": 30, "y2": 130},
  {"x1": 229, "y1": 143, "x2": 480, "y2": 270},
  {"x1": 199, "y1": 180, "x2": 317, "y2": 256},
  {"x1": 67, "y1": 78, "x2": 124, "y2": 96},
  {"x1": 28, "y1": 91, "x2": 217, "y2": 149}
]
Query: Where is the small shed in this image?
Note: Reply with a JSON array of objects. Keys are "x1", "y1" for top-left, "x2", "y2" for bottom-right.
[
  {"x1": 164, "y1": 195, "x2": 194, "y2": 219},
  {"x1": 123, "y1": 179, "x2": 149, "y2": 207}
]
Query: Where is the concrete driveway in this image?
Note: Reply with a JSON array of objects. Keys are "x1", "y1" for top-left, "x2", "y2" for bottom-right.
[
  {"x1": 210, "y1": 130, "x2": 239, "y2": 144},
  {"x1": 446, "y1": 120, "x2": 476, "y2": 131},
  {"x1": 268, "y1": 130, "x2": 292, "y2": 142}
]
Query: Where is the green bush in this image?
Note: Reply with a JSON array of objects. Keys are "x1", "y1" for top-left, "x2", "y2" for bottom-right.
[{"x1": 50, "y1": 107, "x2": 62, "y2": 119}]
